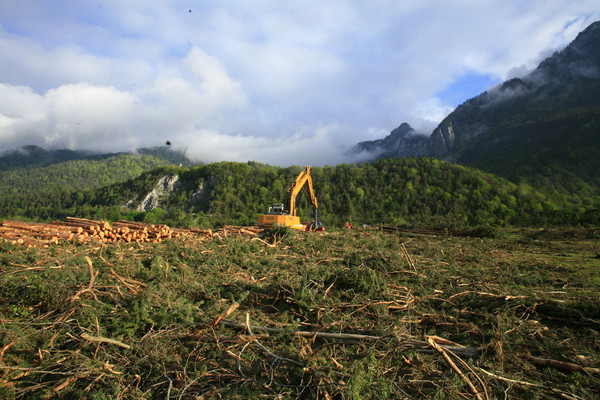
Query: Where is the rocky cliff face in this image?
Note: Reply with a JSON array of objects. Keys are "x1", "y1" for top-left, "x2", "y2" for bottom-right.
[
  {"x1": 431, "y1": 20, "x2": 600, "y2": 160},
  {"x1": 430, "y1": 116, "x2": 490, "y2": 158},
  {"x1": 186, "y1": 175, "x2": 216, "y2": 209},
  {"x1": 128, "y1": 174, "x2": 181, "y2": 212},
  {"x1": 123, "y1": 173, "x2": 216, "y2": 213},
  {"x1": 430, "y1": 123, "x2": 455, "y2": 157}
]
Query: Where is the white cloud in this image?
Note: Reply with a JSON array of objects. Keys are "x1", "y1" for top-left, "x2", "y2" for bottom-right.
[
  {"x1": 182, "y1": 47, "x2": 247, "y2": 110},
  {"x1": 180, "y1": 123, "x2": 358, "y2": 167},
  {"x1": 1, "y1": 0, "x2": 600, "y2": 164},
  {"x1": 0, "y1": 46, "x2": 252, "y2": 153},
  {"x1": 0, "y1": 84, "x2": 47, "y2": 149},
  {"x1": 44, "y1": 83, "x2": 136, "y2": 150}
]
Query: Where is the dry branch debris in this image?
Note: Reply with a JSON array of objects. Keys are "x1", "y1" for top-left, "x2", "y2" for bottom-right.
[
  {"x1": 220, "y1": 319, "x2": 481, "y2": 357},
  {"x1": 428, "y1": 336, "x2": 487, "y2": 400},
  {"x1": 213, "y1": 302, "x2": 240, "y2": 327},
  {"x1": 521, "y1": 354, "x2": 600, "y2": 375},
  {"x1": 1, "y1": 226, "x2": 598, "y2": 399},
  {"x1": 80, "y1": 333, "x2": 131, "y2": 350},
  {"x1": 69, "y1": 256, "x2": 99, "y2": 302}
]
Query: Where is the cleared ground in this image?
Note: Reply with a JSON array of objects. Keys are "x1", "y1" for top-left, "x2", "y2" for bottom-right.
[{"x1": 1, "y1": 227, "x2": 599, "y2": 399}]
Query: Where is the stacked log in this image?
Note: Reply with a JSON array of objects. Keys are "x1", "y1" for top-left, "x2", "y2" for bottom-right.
[
  {"x1": 1, "y1": 220, "x2": 67, "y2": 246},
  {"x1": 112, "y1": 220, "x2": 179, "y2": 243},
  {"x1": 0, "y1": 218, "x2": 261, "y2": 247}
]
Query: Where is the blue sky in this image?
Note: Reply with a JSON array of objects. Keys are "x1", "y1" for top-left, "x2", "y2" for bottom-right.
[
  {"x1": 435, "y1": 73, "x2": 500, "y2": 107},
  {"x1": 1, "y1": 1, "x2": 599, "y2": 166}
]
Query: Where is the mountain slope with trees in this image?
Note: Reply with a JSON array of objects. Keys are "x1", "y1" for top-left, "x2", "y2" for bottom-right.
[
  {"x1": 0, "y1": 145, "x2": 191, "y2": 172},
  {"x1": 437, "y1": 19, "x2": 600, "y2": 196},
  {"x1": 352, "y1": 21, "x2": 600, "y2": 200},
  {"x1": 2, "y1": 159, "x2": 594, "y2": 229},
  {"x1": 0, "y1": 144, "x2": 194, "y2": 196},
  {"x1": 0, "y1": 146, "x2": 195, "y2": 222}
]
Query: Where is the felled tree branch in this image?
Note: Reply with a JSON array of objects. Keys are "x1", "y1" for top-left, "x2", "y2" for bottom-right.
[
  {"x1": 521, "y1": 353, "x2": 600, "y2": 375},
  {"x1": 70, "y1": 256, "x2": 99, "y2": 302},
  {"x1": 428, "y1": 336, "x2": 487, "y2": 400},
  {"x1": 81, "y1": 333, "x2": 131, "y2": 350},
  {"x1": 220, "y1": 319, "x2": 481, "y2": 357}
]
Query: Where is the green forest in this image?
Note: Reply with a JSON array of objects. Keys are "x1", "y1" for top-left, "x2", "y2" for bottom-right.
[
  {"x1": 454, "y1": 85, "x2": 600, "y2": 200},
  {"x1": 1, "y1": 156, "x2": 598, "y2": 231}
]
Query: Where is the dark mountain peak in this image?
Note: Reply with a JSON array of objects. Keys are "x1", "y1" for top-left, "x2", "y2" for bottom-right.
[
  {"x1": 559, "y1": 20, "x2": 600, "y2": 58},
  {"x1": 389, "y1": 122, "x2": 415, "y2": 139},
  {"x1": 382, "y1": 123, "x2": 419, "y2": 145},
  {"x1": 352, "y1": 122, "x2": 429, "y2": 159},
  {"x1": 499, "y1": 77, "x2": 528, "y2": 91}
]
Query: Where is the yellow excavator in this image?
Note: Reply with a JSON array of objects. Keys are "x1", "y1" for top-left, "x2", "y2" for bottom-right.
[{"x1": 257, "y1": 166, "x2": 324, "y2": 231}]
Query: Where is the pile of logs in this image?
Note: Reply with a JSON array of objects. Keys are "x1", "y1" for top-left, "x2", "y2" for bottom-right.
[{"x1": 0, "y1": 217, "x2": 262, "y2": 247}]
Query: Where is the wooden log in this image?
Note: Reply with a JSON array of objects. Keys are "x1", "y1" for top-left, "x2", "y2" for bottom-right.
[
  {"x1": 2, "y1": 220, "x2": 48, "y2": 229},
  {"x1": 239, "y1": 228, "x2": 260, "y2": 236},
  {"x1": 52, "y1": 220, "x2": 97, "y2": 230},
  {"x1": 3, "y1": 221, "x2": 68, "y2": 234},
  {"x1": 11, "y1": 237, "x2": 42, "y2": 246},
  {"x1": 0, "y1": 232, "x2": 30, "y2": 241},
  {"x1": 114, "y1": 222, "x2": 149, "y2": 234},
  {"x1": 116, "y1": 220, "x2": 156, "y2": 228},
  {"x1": 65, "y1": 216, "x2": 105, "y2": 225},
  {"x1": 0, "y1": 226, "x2": 66, "y2": 241},
  {"x1": 0, "y1": 226, "x2": 29, "y2": 234}
]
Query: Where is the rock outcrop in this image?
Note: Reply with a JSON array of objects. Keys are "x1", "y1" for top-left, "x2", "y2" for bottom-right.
[{"x1": 129, "y1": 174, "x2": 181, "y2": 212}]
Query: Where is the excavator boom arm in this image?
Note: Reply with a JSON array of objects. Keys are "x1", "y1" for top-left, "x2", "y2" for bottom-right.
[{"x1": 287, "y1": 166, "x2": 318, "y2": 216}]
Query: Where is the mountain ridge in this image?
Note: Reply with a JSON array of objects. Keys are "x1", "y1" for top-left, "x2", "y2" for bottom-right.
[
  {"x1": 352, "y1": 20, "x2": 600, "y2": 197},
  {"x1": 0, "y1": 145, "x2": 194, "y2": 172}
]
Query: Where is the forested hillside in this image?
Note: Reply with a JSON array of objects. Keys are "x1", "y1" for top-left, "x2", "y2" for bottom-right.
[
  {"x1": 351, "y1": 21, "x2": 600, "y2": 201},
  {"x1": 458, "y1": 93, "x2": 600, "y2": 198},
  {"x1": 0, "y1": 145, "x2": 100, "y2": 171},
  {"x1": 0, "y1": 145, "x2": 191, "y2": 172},
  {"x1": 2, "y1": 159, "x2": 596, "y2": 229},
  {"x1": 0, "y1": 146, "x2": 194, "y2": 222},
  {"x1": 1, "y1": 153, "x2": 176, "y2": 196}
]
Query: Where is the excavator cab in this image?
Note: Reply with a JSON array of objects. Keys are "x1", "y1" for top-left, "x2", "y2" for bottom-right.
[{"x1": 267, "y1": 204, "x2": 286, "y2": 214}]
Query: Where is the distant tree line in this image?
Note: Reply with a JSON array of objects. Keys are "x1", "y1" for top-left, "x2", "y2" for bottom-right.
[{"x1": 1, "y1": 158, "x2": 598, "y2": 229}]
